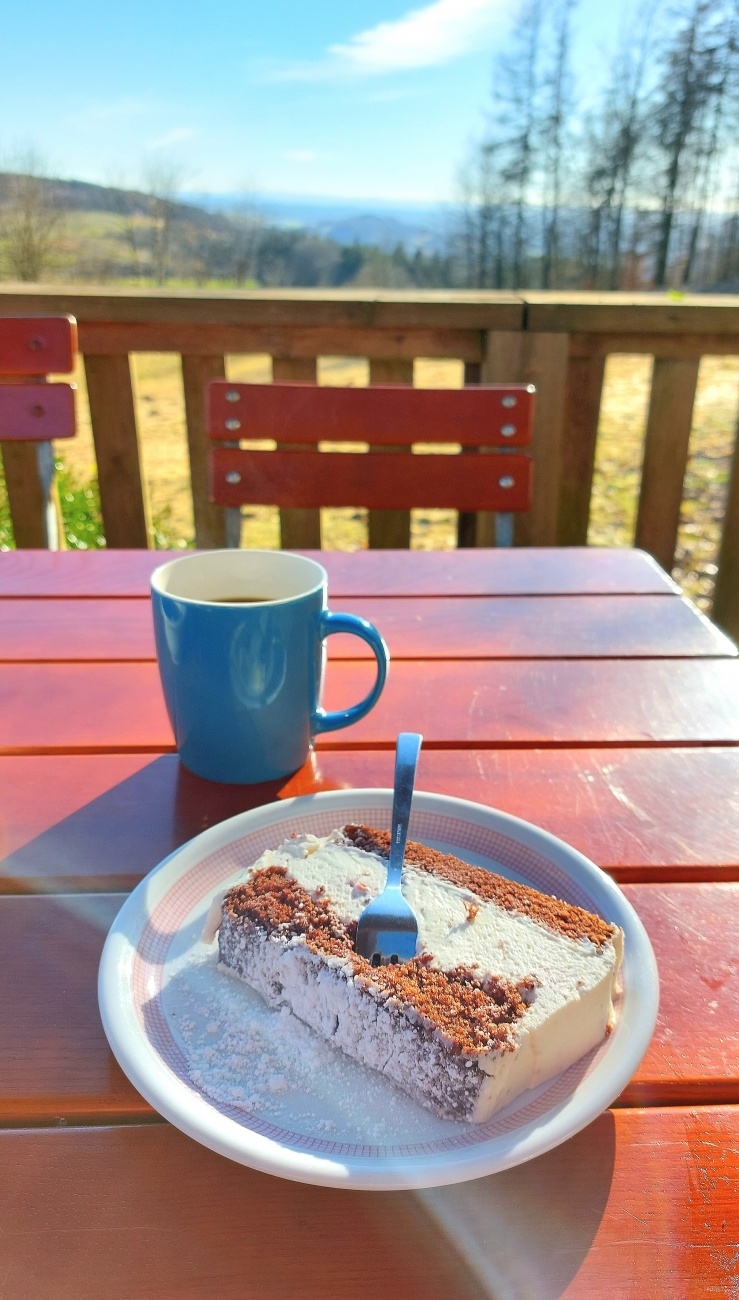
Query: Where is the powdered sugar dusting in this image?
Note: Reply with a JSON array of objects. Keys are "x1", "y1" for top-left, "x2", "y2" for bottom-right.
[{"x1": 163, "y1": 945, "x2": 464, "y2": 1146}]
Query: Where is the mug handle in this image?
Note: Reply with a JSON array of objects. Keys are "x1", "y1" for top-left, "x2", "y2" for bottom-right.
[{"x1": 312, "y1": 610, "x2": 389, "y2": 735}]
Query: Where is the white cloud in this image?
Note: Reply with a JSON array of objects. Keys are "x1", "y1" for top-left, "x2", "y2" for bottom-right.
[
  {"x1": 263, "y1": 0, "x2": 507, "y2": 82},
  {"x1": 146, "y1": 127, "x2": 199, "y2": 150},
  {"x1": 284, "y1": 150, "x2": 318, "y2": 163}
]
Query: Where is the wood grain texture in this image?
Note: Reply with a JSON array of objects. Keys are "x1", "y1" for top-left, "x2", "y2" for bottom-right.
[
  {"x1": 0, "y1": 547, "x2": 679, "y2": 597},
  {"x1": 0, "y1": 1110, "x2": 737, "y2": 1298},
  {"x1": 0, "y1": 283, "x2": 525, "y2": 329},
  {"x1": 0, "y1": 893, "x2": 148, "y2": 1122},
  {"x1": 181, "y1": 354, "x2": 227, "y2": 548},
  {"x1": 557, "y1": 353, "x2": 606, "y2": 546},
  {"x1": 368, "y1": 357, "x2": 413, "y2": 549},
  {"x1": 211, "y1": 446, "x2": 532, "y2": 512},
  {"x1": 2, "y1": 747, "x2": 738, "y2": 893},
  {"x1": 1, "y1": 658, "x2": 739, "y2": 755},
  {"x1": 75, "y1": 322, "x2": 485, "y2": 362},
  {"x1": 272, "y1": 356, "x2": 322, "y2": 549},
  {"x1": 635, "y1": 358, "x2": 699, "y2": 572},
  {"x1": 522, "y1": 290, "x2": 739, "y2": 334},
  {"x1": 0, "y1": 1123, "x2": 480, "y2": 1300},
  {"x1": 568, "y1": 329, "x2": 739, "y2": 358},
  {"x1": 618, "y1": 883, "x2": 739, "y2": 1105},
  {"x1": 84, "y1": 354, "x2": 149, "y2": 548},
  {"x1": 0, "y1": 594, "x2": 733, "y2": 663},
  {"x1": 1, "y1": 883, "x2": 736, "y2": 1122}
]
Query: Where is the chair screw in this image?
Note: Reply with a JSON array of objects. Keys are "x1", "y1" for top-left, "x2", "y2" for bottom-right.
[
  {"x1": 501, "y1": 424, "x2": 516, "y2": 437},
  {"x1": 225, "y1": 390, "x2": 241, "y2": 402},
  {"x1": 502, "y1": 395, "x2": 517, "y2": 408},
  {"x1": 225, "y1": 471, "x2": 242, "y2": 485},
  {"x1": 225, "y1": 418, "x2": 241, "y2": 431},
  {"x1": 499, "y1": 475, "x2": 515, "y2": 489}
]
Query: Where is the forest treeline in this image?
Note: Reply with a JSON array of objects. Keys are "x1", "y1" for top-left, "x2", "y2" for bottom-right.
[
  {"x1": 455, "y1": 0, "x2": 739, "y2": 291},
  {"x1": 1, "y1": 0, "x2": 737, "y2": 291}
]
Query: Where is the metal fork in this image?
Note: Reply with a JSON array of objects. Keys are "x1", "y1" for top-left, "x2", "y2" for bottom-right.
[{"x1": 354, "y1": 732, "x2": 422, "y2": 966}]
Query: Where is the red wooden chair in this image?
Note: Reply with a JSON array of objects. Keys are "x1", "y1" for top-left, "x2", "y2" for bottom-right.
[
  {"x1": 207, "y1": 382, "x2": 535, "y2": 548},
  {"x1": 0, "y1": 315, "x2": 78, "y2": 549}
]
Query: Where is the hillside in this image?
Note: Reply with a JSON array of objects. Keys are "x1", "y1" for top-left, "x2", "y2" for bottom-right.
[{"x1": 0, "y1": 172, "x2": 446, "y2": 287}]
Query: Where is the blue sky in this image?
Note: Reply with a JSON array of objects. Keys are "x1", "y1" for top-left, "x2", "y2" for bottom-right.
[{"x1": 2, "y1": 0, "x2": 632, "y2": 202}]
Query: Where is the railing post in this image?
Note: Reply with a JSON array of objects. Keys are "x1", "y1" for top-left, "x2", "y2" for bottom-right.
[
  {"x1": 368, "y1": 358, "x2": 414, "y2": 549},
  {"x1": 273, "y1": 357, "x2": 321, "y2": 550},
  {"x1": 635, "y1": 358, "x2": 699, "y2": 573},
  {"x1": 181, "y1": 355, "x2": 228, "y2": 548},
  {"x1": 557, "y1": 342, "x2": 607, "y2": 546},
  {"x1": 711, "y1": 406, "x2": 739, "y2": 642},
  {"x1": 84, "y1": 354, "x2": 149, "y2": 548},
  {"x1": 480, "y1": 330, "x2": 569, "y2": 546}
]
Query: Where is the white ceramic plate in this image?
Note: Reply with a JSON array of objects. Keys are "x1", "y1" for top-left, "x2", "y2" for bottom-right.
[{"x1": 98, "y1": 789, "x2": 658, "y2": 1190}]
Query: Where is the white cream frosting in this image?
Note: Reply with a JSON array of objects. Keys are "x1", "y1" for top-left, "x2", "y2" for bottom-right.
[{"x1": 207, "y1": 830, "x2": 623, "y2": 1122}]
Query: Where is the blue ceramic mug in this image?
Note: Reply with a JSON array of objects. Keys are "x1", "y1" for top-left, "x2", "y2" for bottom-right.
[{"x1": 150, "y1": 550, "x2": 389, "y2": 784}]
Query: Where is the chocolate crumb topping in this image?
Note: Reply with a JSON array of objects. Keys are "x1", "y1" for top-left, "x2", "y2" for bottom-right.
[
  {"x1": 223, "y1": 867, "x2": 530, "y2": 1055},
  {"x1": 344, "y1": 824, "x2": 615, "y2": 949}
]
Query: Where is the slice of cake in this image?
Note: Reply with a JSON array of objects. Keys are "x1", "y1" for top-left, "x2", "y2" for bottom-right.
[{"x1": 205, "y1": 825, "x2": 623, "y2": 1123}]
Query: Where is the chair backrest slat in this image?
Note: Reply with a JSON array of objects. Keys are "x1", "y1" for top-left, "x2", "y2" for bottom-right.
[
  {"x1": 208, "y1": 382, "x2": 534, "y2": 447},
  {"x1": 211, "y1": 447, "x2": 532, "y2": 513},
  {"x1": 0, "y1": 385, "x2": 76, "y2": 440},
  {"x1": 0, "y1": 316, "x2": 77, "y2": 376}
]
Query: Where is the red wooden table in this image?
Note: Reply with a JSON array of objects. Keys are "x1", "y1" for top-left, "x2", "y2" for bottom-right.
[{"x1": 1, "y1": 546, "x2": 738, "y2": 1299}]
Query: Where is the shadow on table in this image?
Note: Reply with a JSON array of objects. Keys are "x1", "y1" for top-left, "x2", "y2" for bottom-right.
[
  {"x1": 0, "y1": 752, "x2": 352, "y2": 894},
  {"x1": 417, "y1": 1109, "x2": 616, "y2": 1299}
]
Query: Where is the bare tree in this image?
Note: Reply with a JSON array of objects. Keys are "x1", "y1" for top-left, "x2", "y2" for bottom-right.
[
  {"x1": 680, "y1": 4, "x2": 739, "y2": 283},
  {"x1": 582, "y1": 11, "x2": 655, "y2": 288},
  {"x1": 141, "y1": 158, "x2": 187, "y2": 284},
  {"x1": 492, "y1": 0, "x2": 544, "y2": 287},
  {"x1": 0, "y1": 150, "x2": 62, "y2": 281},
  {"x1": 651, "y1": 0, "x2": 727, "y2": 286},
  {"x1": 540, "y1": 0, "x2": 576, "y2": 289}
]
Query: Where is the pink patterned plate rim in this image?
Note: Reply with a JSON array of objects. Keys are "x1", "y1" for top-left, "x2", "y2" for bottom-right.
[{"x1": 98, "y1": 789, "x2": 659, "y2": 1191}]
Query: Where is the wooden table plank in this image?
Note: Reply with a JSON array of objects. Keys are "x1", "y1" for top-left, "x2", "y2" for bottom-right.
[
  {"x1": 0, "y1": 1123, "x2": 479, "y2": 1300},
  {"x1": 0, "y1": 547, "x2": 679, "y2": 598},
  {"x1": 1, "y1": 594, "x2": 733, "y2": 662},
  {"x1": 2, "y1": 659, "x2": 739, "y2": 755},
  {"x1": 1, "y1": 883, "x2": 736, "y2": 1123},
  {"x1": 2, "y1": 749, "x2": 739, "y2": 894},
  {"x1": 0, "y1": 1110, "x2": 736, "y2": 1298}
]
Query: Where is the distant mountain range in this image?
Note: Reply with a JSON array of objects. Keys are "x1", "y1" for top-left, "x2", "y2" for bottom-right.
[{"x1": 184, "y1": 192, "x2": 453, "y2": 253}]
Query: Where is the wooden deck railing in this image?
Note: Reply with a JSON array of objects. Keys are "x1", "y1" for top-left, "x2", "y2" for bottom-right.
[{"x1": 1, "y1": 286, "x2": 739, "y2": 635}]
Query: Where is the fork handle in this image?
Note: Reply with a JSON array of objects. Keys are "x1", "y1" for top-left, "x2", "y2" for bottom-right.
[{"x1": 386, "y1": 733, "x2": 423, "y2": 888}]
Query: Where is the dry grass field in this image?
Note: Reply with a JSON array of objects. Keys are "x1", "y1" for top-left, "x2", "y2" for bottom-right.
[{"x1": 3, "y1": 350, "x2": 739, "y2": 608}]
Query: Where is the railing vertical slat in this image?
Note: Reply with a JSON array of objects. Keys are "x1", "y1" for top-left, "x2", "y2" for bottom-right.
[
  {"x1": 0, "y1": 442, "x2": 55, "y2": 548},
  {"x1": 481, "y1": 330, "x2": 569, "y2": 546},
  {"x1": 457, "y1": 361, "x2": 481, "y2": 548},
  {"x1": 84, "y1": 354, "x2": 149, "y2": 548},
  {"x1": 368, "y1": 358, "x2": 413, "y2": 549},
  {"x1": 273, "y1": 357, "x2": 321, "y2": 549},
  {"x1": 709, "y1": 406, "x2": 739, "y2": 641},
  {"x1": 635, "y1": 357, "x2": 700, "y2": 572},
  {"x1": 181, "y1": 355, "x2": 228, "y2": 548},
  {"x1": 557, "y1": 351, "x2": 607, "y2": 545}
]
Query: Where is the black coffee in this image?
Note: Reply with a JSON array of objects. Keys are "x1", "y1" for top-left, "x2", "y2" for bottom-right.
[{"x1": 211, "y1": 596, "x2": 273, "y2": 603}]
